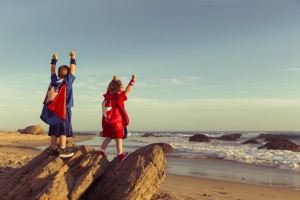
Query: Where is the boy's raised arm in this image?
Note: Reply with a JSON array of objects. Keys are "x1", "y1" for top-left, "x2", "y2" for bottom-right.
[
  {"x1": 51, "y1": 53, "x2": 58, "y2": 75},
  {"x1": 124, "y1": 74, "x2": 136, "y2": 96},
  {"x1": 70, "y1": 51, "x2": 76, "y2": 75}
]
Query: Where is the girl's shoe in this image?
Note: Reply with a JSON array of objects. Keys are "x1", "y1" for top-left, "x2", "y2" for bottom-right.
[
  {"x1": 99, "y1": 151, "x2": 107, "y2": 157},
  {"x1": 118, "y1": 152, "x2": 129, "y2": 161}
]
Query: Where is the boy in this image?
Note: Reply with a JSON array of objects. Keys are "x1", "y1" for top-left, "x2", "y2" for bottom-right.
[{"x1": 41, "y1": 51, "x2": 76, "y2": 158}]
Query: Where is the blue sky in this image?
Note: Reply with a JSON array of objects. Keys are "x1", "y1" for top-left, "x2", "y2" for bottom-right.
[{"x1": 1, "y1": 0, "x2": 300, "y2": 131}]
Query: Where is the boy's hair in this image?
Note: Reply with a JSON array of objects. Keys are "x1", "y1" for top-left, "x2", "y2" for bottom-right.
[
  {"x1": 58, "y1": 65, "x2": 70, "y2": 79},
  {"x1": 108, "y1": 80, "x2": 123, "y2": 93}
]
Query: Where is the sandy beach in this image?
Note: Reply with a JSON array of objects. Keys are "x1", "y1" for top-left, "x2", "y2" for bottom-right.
[{"x1": 0, "y1": 131, "x2": 300, "y2": 200}]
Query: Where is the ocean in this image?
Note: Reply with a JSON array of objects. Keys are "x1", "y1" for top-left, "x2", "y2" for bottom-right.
[
  {"x1": 76, "y1": 131, "x2": 300, "y2": 172},
  {"x1": 40, "y1": 131, "x2": 300, "y2": 191}
]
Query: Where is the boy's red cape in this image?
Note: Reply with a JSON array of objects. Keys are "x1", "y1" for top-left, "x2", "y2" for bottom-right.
[
  {"x1": 102, "y1": 93, "x2": 129, "y2": 133},
  {"x1": 40, "y1": 81, "x2": 66, "y2": 125},
  {"x1": 47, "y1": 83, "x2": 66, "y2": 120}
]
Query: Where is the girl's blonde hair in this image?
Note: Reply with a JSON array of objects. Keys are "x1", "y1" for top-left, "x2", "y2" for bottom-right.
[
  {"x1": 58, "y1": 65, "x2": 70, "y2": 79},
  {"x1": 108, "y1": 80, "x2": 123, "y2": 93}
]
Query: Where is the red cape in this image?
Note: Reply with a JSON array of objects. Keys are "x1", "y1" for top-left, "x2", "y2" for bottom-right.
[
  {"x1": 47, "y1": 82, "x2": 66, "y2": 120},
  {"x1": 102, "y1": 93, "x2": 129, "y2": 133}
]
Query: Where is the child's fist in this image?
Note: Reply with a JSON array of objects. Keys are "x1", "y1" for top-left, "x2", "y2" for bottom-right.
[
  {"x1": 70, "y1": 51, "x2": 76, "y2": 58},
  {"x1": 52, "y1": 53, "x2": 58, "y2": 59},
  {"x1": 132, "y1": 74, "x2": 136, "y2": 81},
  {"x1": 113, "y1": 75, "x2": 118, "y2": 81}
]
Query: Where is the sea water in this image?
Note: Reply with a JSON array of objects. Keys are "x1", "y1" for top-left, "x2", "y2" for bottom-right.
[
  {"x1": 62, "y1": 131, "x2": 300, "y2": 190},
  {"x1": 76, "y1": 131, "x2": 300, "y2": 172}
]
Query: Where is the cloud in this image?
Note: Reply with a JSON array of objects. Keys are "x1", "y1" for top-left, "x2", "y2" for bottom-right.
[
  {"x1": 129, "y1": 98, "x2": 300, "y2": 108},
  {"x1": 256, "y1": 86, "x2": 270, "y2": 90},
  {"x1": 137, "y1": 75, "x2": 202, "y2": 89},
  {"x1": 284, "y1": 68, "x2": 300, "y2": 72}
]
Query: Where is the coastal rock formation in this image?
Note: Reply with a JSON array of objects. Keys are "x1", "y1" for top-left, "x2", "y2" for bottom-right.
[
  {"x1": 150, "y1": 143, "x2": 174, "y2": 153},
  {"x1": 18, "y1": 125, "x2": 45, "y2": 135},
  {"x1": 142, "y1": 133, "x2": 156, "y2": 137},
  {"x1": 189, "y1": 134, "x2": 210, "y2": 142},
  {"x1": 258, "y1": 138, "x2": 300, "y2": 152},
  {"x1": 0, "y1": 142, "x2": 110, "y2": 200},
  {"x1": 215, "y1": 134, "x2": 241, "y2": 141},
  {"x1": 242, "y1": 139, "x2": 259, "y2": 144},
  {"x1": 141, "y1": 133, "x2": 170, "y2": 137},
  {"x1": 85, "y1": 144, "x2": 166, "y2": 200}
]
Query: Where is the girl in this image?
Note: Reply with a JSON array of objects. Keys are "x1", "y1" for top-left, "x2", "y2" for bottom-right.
[{"x1": 99, "y1": 74, "x2": 136, "y2": 161}]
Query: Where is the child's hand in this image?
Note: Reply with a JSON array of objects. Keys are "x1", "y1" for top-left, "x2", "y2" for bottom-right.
[
  {"x1": 113, "y1": 75, "x2": 118, "y2": 81},
  {"x1": 53, "y1": 53, "x2": 58, "y2": 60},
  {"x1": 132, "y1": 74, "x2": 136, "y2": 81},
  {"x1": 99, "y1": 131, "x2": 103, "y2": 137},
  {"x1": 70, "y1": 51, "x2": 76, "y2": 58}
]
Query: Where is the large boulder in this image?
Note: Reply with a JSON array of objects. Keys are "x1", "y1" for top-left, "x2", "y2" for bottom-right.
[
  {"x1": 151, "y1": 143, "x2": 174, "y2": 153},
  {"x1": 189, "y1": 134, "x2": 210, "y2": 142},
  {"x1": 215, "y1": 134, "x2": 241, "y2": 141},
  {"x1": 18, "y1": 125, "x2": 45, "y2": 135},
  {"x1": 85, "y1": 144, "x2": 166, "y2": 200},
  {"x1": 0, "y1": 142, "x2": 110, "y2": 200},
  {"x1": 258, "y1": 138, "x2": 300, "y2": 152}
]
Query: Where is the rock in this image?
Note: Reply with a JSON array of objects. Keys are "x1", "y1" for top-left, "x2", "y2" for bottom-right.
[
  {"x1": 0, "y1": 142, "x2": 110, "y2": 200},
  {"x1": 263, "y1": 136, "x2": 286, "y2": 142},
  {"x1": 258, "y1": 138, "x2": 300, "y2": 152},
  {"x1": 242, "y1": 139, "x2": 259, "y2": 144},
  {"x1": 18, "y1": 125, "x2": 45, "y2": 135},
  {"x1": 188, "y1": 134, "x2": 210, "y2": 142},
  {"x1": 256, "y1": 133, "x2": 300, "y2": 140},
  {"x1": 142, "y1": 133, "x2": 156, "y2": 137},
  {"x1": 141, "y1": 133, "x2": 170, "y2": 138},
  {"x1": 151, "y1": 143, "x2": 174, "y2": 153},
  {"x1": 85, "y1": 144, "x2": 166, "y2": 200},
  {"x1": 215, "y1": 134, "x2": 240, "y2": 141}
]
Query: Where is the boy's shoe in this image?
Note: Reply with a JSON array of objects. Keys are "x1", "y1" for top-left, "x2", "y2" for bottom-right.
[
  {"x1": 118, "y1": 152, "x2": 129, "y2": 161},
  {"x1": 59, "y1": 148, "x2": 74, "y2": 158},
  {"x1": 49, "y1": 148, "x2": 59, "y2": 157},
  {"x1": 99, "y1": 151, "x2": 107, "y2": 157}
]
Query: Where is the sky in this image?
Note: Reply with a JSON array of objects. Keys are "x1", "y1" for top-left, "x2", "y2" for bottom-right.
[{"x1": 1, "y1": 0, "x2": 300, "y2": 132}]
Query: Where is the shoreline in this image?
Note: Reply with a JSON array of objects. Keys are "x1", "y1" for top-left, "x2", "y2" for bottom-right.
[
  {"x1": 159, "y1": 173, "x2": 300, "y2": 200},
  {"x1": 0, "y1": 131, "x2": 300, "y2": 199},
  {"x1": 164, "y1": 156, "x2": 300, "y2": 191}
]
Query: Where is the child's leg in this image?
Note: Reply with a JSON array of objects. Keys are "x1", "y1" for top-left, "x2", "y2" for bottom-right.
[
  {"x1": 51, "y1": 135, "x2": 58, "y2": 149},
  {"x1": 116, "y1": 139, "x2": 129, "y2": 161},
  {"x1": 101, "y1": 137, "x2": 112, "y2": 151},
  {"x1": 115, "y1": 139, "x2": 123, "y2": 154},
  {"x1": 59, "y1": 135, "x2": 67, "y2": 148}
]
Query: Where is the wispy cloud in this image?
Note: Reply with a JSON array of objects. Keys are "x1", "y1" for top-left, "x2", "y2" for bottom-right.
[
  {"x1": 137, "y1": 75, "x2": 203, "y2": 89},
  {"x1": 284, "y1": 68, "x2": 300, "y2": 72},
  {"x1": 129, "y1": 98, "x2": 300, "y2": 108},
  {"x1": 167, "y1": 76, "x2": 202, "y2": 86},
  {"x1": 256, "y1": 86, "x2": 270, "y2": 90}
]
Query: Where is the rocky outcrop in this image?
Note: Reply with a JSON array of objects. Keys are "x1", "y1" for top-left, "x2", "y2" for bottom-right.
[
  {"x1": 0, "y1": 142, "x2": 110, "y2": 200},
  {"x1": 215, "y1": 134, "x2": 241, "y2": 141},
  {"x1": 150, "y1": 143, "x2": 173, "y2": 153},
  {"x1": 189, "y1": 134, "x2": 210, "y2": 142},
  {"x1": 18, "y1": 125, "x2": 45, "y2": 135},
  {"x1": 85, "y1": 144, "x2": 166, "y2": 200},
  {"x1": 0, "y1": 143, "x2": 167, "y2": 200},
  {"x1": 141, "y1": 133, "x2": 170, "y2": 137},
  {"x1": 142, "y1": 133, "x2": 156, "y2": 137},
  {"x1": 242, "y1": 139, "x2": 259, "y2": 144},
  {"x1": 258, "y1": 138, "x2": 300, "y2": 152}
]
